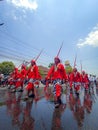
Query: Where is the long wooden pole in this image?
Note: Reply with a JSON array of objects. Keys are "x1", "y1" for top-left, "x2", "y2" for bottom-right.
[{"x1": 56, "y1": 41, "x2": 63, "y2": 57}]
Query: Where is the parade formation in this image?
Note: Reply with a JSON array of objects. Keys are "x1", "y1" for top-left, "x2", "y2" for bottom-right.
[
  {"x1": 0, "y1": 45, "x2": 97, "y2": 109},
  {"x1": 0, "y1": 1, "x2": 98, "y2": 129},
  {"x1": 0, "y1": 46, "x2": 98, "y2": 130}
]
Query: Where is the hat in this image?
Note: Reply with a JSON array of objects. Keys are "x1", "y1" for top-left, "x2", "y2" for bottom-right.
[
  {"x1": 54, "y1": 57, "x2": 60, "y2": 62},
  {"x1": 31, "y1": 60, "x2": 36, "y2": 64},
  {"x1": 82, "y1": 71, "x2": 85, "y2": 74},
  {"x1": 73, "y1": 68, "x2": 77, "y2": 72}
]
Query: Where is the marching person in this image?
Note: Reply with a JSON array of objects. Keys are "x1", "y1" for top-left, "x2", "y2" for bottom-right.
[
  {"x1": 10, "y1": 65, "x2": 27, "y2": 92},
  {"x1": 9, "y1": 67, "x2": 20, "y2": 92},
  {"x1": 24, "y1": 60, "x2": 41, "y2": 99},
  {"x1": 81, "y1": 71, "x2": 89, "y2": 91},
  {"x1": 70, "y1": 68, "x2": 81, "y2": 96},
  {"x1": 19, "y1": 64, "x2": 27, "y2": 90},
  {"x1": 46, "y1": 56, "x2": 67, "y2": 108}
]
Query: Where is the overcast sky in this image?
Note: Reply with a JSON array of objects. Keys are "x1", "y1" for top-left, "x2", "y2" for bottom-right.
[{"x1": 0, "y1": 0, "x2": 98, "y2": 76}]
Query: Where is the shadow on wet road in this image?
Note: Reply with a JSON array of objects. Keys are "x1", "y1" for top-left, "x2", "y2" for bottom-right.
[{"x1": 0, "y1": 83, "x2": 98, "y2": 130}]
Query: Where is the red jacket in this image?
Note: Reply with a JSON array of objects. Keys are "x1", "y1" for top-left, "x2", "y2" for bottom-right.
[
  {"x1": 81, "y1": 74, "x2": 89, "y2": 83},
  {"x1": 20, "y1": 68, "x2": 27, "y2": 80},
  {"x1": 70, "y1": 71, "x2": 81, "y2": 82},
  {"x1": 46, "y1": 63, "x2": 67, "y2": 80},
  {"x1": 27, "y1": 65, "x2": 41, "y2": 80}
]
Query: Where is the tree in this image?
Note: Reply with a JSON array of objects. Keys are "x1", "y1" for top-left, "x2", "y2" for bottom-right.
[
  {"x1": 48, "y1": 63, "x2": 54, "y2": 68},
  {"x1": 0, "y1": 61, "x2": 15, "y2": 75}
]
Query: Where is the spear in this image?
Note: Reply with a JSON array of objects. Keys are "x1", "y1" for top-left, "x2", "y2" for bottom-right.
[
  {"x1": 17, "y1": 60, "x2": 25, "y2": 69},
  {"x1": 35, "y1": 49, "x2": 43, "y2": 61},
  {"x1": 74, "y1": 54, "x2": 77, "y2": 68},
  {"x1": 56, "y1": 41, "x2": 64, "y2": 57},
  {"x1": 80, "y1": 60, "x2": 82, "y2": 73},
  {"x1": 17, "y1": 50, "x2": 43, "y2": 69}
]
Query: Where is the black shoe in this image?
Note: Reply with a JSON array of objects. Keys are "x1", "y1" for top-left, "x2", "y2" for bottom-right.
[
  {"x1": 75, "y1": 92, "x2": 79, "y2": 98},
  {"x1": 55, "y1": 103, "x2": 60, "y2": 108},
  {"x1": 70, "y1": 88, "x2": 73, "y2": 92},
  {"x1": 57, "y1": 97, "x2": 62, "y2": 105},
  {"x1": 29, "y1": 94, "x2": 35, "y2": 98}
]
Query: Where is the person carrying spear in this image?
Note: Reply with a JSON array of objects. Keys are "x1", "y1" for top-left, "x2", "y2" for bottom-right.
[
  {"x1": 8, "y1": 62, "x2": 27, "y2": 92},
  {"x1": 24, "y1": 51, "x2": 42, "y2": 100},
  {"x1": 45, "y1": 43, "x2": 67, "y2": 108},
  {"x1": 69, "y1": 55, "x2": 81, "y2": 96}
]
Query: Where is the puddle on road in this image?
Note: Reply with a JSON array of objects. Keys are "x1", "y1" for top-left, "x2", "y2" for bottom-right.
[{"x1": 0, "y1": 83, "x2": 98, "y2": 130}]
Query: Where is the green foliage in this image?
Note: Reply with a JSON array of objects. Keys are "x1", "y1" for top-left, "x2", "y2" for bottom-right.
[
  {"x1": 0, "y1": 61, "x2": 15, "y2": 75},
  {"x1": 48, "y1": 63, "x2": 54, "y2": 68}
]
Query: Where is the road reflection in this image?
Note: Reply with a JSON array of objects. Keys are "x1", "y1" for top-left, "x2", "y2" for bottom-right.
[{"x1": 0, "y1": 82, "x2": 98, "y2": 130}]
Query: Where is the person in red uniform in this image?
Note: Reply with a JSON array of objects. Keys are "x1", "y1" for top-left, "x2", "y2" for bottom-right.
[
  {"x1": 10, "y1": 65, "x2": 27, "y2": 92},
  {"x1": 81, "y1": 71, "x2": 89, "y2": 91},
  {"x1": 70, "y1": 68, "x2": 81, "y2": 96},
  {"x1": 7, "y1": 72, "x2": 15, "y2": 88},
  {"x1": 67, "y1": 72, "x2": 73, "y2": 92},
  {"x1": 46, "y1": 57, "x2": 67, "y2": 108},
  {"x1": 19, "y1": 65, "x2": 27, "y2": 89},
  {"x1": 24, "y1": 60, "x2": 41, "y2": 99},
  {"x1": 9, "y1": 67, "x2": 19, "y2": 92}
]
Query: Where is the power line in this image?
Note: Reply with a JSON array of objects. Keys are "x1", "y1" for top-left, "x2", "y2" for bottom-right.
[
  {"x1": 0, "y1": 44, "x2": 35, "y2": 60},
  {"x1": 0, "y1": 29, "x2": 53, "y2": 62},
  {"x1": 0, "y1": 29, "x2": 40, "y2": 52},
  {"x1": 0, "y1": 26, "x2": 67, "y2": 66},
  {"x1": 1, "y1": 25, "x2": 53, "y2": 58},
  {"x1": 0, "y1": 53, "x2": 25, "y2": 62},
  {"x1": 0, "y1": 43, "x2": 51, "y2": 65}
]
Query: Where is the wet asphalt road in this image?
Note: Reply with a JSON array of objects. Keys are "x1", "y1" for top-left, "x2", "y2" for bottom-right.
[{"x1": 0, "y1": 83, "x2": 98, "y2": 130}]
